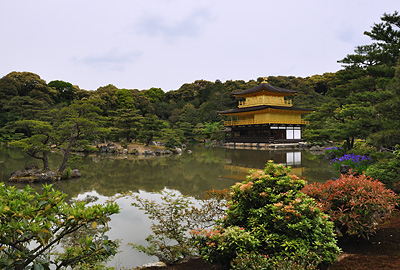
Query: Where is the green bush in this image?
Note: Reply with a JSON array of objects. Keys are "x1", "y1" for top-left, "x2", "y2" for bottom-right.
[
  {"x1": 193, "y1": 161, "x2": 340, "y2": 268},
  {"x1": 231, "y1": 251, "x2": 319, "y2": 270},
  {"x1": 367, "y1": 129, "x2": 400, "y2": 149},
  {"x1": 192, "y1": 226, "x2": 259, "y2": 266},
  {"x1": 302, "y1": 173, "x2": 398, "y2": 238},
  {"x1": 366, "y1": 146, "x2": 400, "y2": 192},
  {"x1": 230, "y1": 252, "x2": 270, "y2": 270}
]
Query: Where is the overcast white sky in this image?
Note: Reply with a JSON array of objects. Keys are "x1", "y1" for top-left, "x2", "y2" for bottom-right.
[{"x1": 1, "y1": 1, "x2": 398, "y2": 91}]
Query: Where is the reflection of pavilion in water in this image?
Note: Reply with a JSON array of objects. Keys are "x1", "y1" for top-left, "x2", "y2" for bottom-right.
[{"x1": 223, "y1": 150, "x2": 305, "y2": 181}]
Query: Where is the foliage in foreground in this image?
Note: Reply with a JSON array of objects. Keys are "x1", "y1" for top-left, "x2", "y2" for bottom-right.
[
  {"x1": 0, "y1": 183, "x2": 119, "y2": 270},
  {"x1": 193, "y1": 161, "x2": 341, "y2": 269},
  {"x1": 129, "y1": 160, "x2": 399, "y2": 269},
  {"x1": 128, "y1": 188, "x2": 229, "y2": 265},
  {"x1": 302, "y1": 173, "x2": 398, "y2": 238},
  {"x1": 231, "y1": 251, "x2": 318, "y2": 270}
]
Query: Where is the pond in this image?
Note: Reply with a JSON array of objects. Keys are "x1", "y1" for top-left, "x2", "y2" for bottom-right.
[{"x1": 0, "y1": 145, "x2": 338, "y2": 268}]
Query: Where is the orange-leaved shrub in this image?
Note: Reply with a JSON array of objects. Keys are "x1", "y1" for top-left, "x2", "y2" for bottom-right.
[{"x1": 302, "y1": 173, "x2": 398, "y2": 238}]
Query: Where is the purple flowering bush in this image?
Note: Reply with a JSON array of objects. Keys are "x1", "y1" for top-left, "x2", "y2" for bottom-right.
[{"x1": 330, "y1": 153, "x2": 372, "y2": 174}]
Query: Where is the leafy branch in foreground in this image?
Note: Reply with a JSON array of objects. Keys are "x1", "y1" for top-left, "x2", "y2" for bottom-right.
[
  {"x1": 125, "y1": 188, "x2": 229, "y2": 265},
  {"x1": 0, "y1": 183, "x2": 119, "y2": 270}
]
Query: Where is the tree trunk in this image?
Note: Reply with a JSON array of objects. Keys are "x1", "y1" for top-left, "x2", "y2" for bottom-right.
[
  {"x1": 43, "y1": 151, "x2": 49, "y2": 170},
  {"x1": 146, "y1": 134, "x2": 154, "y2": 146},
  {"x1": 58, "y1": 127, "x2": 76, "y2": 173},
  {"x1": 346, "y1": 137, "x2": 355, "y2": 150}
]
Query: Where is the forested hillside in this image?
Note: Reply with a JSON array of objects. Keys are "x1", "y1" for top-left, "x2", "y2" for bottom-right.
[{"x1": 0, "y1": 71, "x2": 334, "y2": 146}]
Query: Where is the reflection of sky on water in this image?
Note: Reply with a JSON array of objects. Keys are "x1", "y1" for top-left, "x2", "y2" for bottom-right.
[
  {"x1": 73, "y1": 189, "x2": 197, "y2": 269},
  {"x1": 108, "y1": 195, "x2": 157, "y2": 268}
]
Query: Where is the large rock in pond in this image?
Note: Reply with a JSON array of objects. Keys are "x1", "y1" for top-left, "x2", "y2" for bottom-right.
[
  {"x1": 172, "y1": 148, "x2": 182, "y2": 155},
  {"x1": 9, "y1": 167, "x2": 61, "y2": 183},
  {"x1": 143, "y1": 150, "x2": 153, "y2": 156},
  {"x1": 154, "y1": 149, "x2": 163, "y2": 156},
  {"x1": 70, "y1": 169, "x2": 81, "y2": 178},
  {"x1": 8, "y1": 166, "x2": 81, "y2": 183}
]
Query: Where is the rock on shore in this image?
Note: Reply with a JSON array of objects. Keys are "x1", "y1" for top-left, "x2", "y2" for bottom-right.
[{"x1": 8, "y1": 164, "x2": 81, "y2": 183}]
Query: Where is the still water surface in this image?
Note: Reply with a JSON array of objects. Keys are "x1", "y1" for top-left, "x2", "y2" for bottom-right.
[{"x1": 0, "y1": 145, "x2": 338, "y2": 268}]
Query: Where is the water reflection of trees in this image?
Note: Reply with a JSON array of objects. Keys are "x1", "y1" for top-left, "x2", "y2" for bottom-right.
[
  {"x1": 300, "y1": 151, "x2": 340, "y2": 183},
  {"x1": 53, "y1": 149, "x2": 236, "y2": 199},
  {"x1": 1, "y1": 146, "x2": 338, "y2": 200},
  {"x1": 222, "y1": 148, "x2": 338, "y2": 183}
]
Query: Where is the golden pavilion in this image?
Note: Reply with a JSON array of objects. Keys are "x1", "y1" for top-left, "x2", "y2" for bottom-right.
[{"x1": 218, "y1": 79, "x2": 313, "y2": 143}]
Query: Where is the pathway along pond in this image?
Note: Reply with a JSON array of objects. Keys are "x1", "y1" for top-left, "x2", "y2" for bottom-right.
[{"x1": 0, "y1": 145, "x2": 339, "y2": 268}]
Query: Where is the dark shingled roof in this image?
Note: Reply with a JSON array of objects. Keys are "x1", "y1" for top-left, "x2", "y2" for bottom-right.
[
  {"x1": 232, "y1": 83, "x2": 297, "y2": 96},
  {"x1": 217, "y1": 105, "x2": 314, "y2": 115}
]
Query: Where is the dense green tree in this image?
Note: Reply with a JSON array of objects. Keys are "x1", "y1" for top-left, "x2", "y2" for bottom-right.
[
  {"x1": 48, "y1": 80, "x2": 76, "y2": 104},
  {"x1": 168, "y1": 108, "x2": 182, "y2": 125},
  {"x1": 92, "y1": 84, "x2": 119, "y2": 114},
  {"x1": 4, "y1": 96, "x2": 51, "y2": 122},
  {"x1": 291, "y1": 74, "x2": 333, "y2": 108},
  {"x1": 369, "y1": 62, "x2": 400, "y2": 148},
  {"x1": 115, "y1": 88, "x2": 135, "y2": 109},
  {"x1": 223, "y1": 79, "x2": 255, "y2": 93},
  {"x1": 198, "y1": 100, "x2": 224, "y2": 123},
  {"x1": 144, "y1": 87, "x2": 165, "y2": 103},
  {"x1": 0, "y1": 72, "x2": 57, "y2": 142},
  {"x1": 179, "y1": 104, "x2": 199, "y2": 126},
  {"x1": 0, "y1": 183, "x2": 119, "y2": 270},
  {"x1": 8, "y1": 120, "x2": 53, "y2": 170},
  {"x1": 161, "y1": 127, "x2": 185, "y2": 148},
  {"x1": 0, "y1": 72, "x2": 56, "y2": 104},
  {"x1": 54, "y1": 99, "x2": 107, "y2": 173},
  {"x1": 306, "y1": 100, "x2": 379, "y2": 149},
  {"x1": 131, "y1": 89, "x2": 155, "y2": 116},
  {"x1": 305, "y1": 12, "x2": 400, "y2": 149},
  {"x1": 204, "y1": 122, "x2": 224, "y2": 141},
  {"x1": 193, "y1": 123, "x2": 206, "y2": 141},
  {"x1": 178, "y1": 121, "x2": 194, "y2": 141},
  {"x1": 153, "y1": 100, "x2": 171, "y2": 120},
  {"x1": 192, "y1": 122, "x2": 225, "y2": 142},
  {"x1": 0, "y1": 72, "x2": 56, "y2": 125},
  {"x1": 340, "y1": 11, "x2": 400, "y2": 68},
  {"x1": 139, "y1": 114, "x2": 164, "y2": 146},
  {"x1": 110, "y1": 108, "x2": 143, "y2": 142}
]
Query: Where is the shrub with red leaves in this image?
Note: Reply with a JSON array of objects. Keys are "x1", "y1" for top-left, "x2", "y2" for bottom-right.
[{"x1": 302, "y1": 173, "x2": 399, "y2": 239}]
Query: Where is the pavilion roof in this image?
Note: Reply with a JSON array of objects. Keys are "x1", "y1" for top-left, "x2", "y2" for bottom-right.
[
  {"x1": 217, "y1": 105, "x2": 314, "y2": 115},
  {"x1": 232, "y1": 83, "x2": 297, "y2": 96}
]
